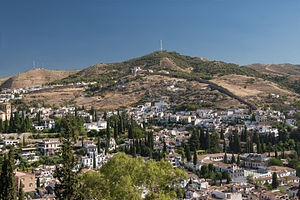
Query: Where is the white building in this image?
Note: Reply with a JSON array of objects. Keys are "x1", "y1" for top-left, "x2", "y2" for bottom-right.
[
  {"x1": 83, "y1": 120, "x2": 107, "y2": 132},
  {"x1": 2, "y1": 139, "x2": 19, "y2": 147},
  {"x1": 37, "y1": 139, "x2": 61, "y2": 156},
  {"x1": 81, "y1": 152, "x2": 108, "y2": 169}
]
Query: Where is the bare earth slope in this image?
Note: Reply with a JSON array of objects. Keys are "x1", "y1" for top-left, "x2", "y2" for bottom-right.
[{"x1": 0, "y1": 68, "x2": 79, "y2": 89}]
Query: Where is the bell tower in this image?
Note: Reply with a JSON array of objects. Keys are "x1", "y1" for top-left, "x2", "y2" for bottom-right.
[{"x1": 3, "y1": 103, "x2": 11, "y2": 120}]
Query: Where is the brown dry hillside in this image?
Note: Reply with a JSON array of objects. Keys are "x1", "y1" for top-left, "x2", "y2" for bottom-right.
[
  {"x1": 249, "y1": 63, "x2": 300, "y2": 80},
  {"x1": 211, "y1": 74, "x2": 299, "y2": 108},
  {"x1": 17, "y1": 52, "x2": 300, "y2": 110},
  {"x1": 0, "y1": 77, "x2": 10, "y2": 86},
  {"x1": 0, "y1": 68, "x2": 79, "y2": 89}
]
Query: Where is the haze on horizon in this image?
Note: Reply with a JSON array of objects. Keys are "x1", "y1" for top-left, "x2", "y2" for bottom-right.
[{"x1": 1, "y1": 0, "x2": 300, "y2": 77}]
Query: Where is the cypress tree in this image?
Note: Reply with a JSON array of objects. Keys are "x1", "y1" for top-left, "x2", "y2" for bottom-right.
[
  {"x1": 37, "y1": 177, "x2": 40, "y2": 188},
  {"x1": 220, "y1": 128, "x2": 224, "y2": 140},
  {"x1": 185, "y1": 145, "x2": 191, "y2": 162},
  {"x1": 118, "y1": 115, "x2": 123, "y2": 134},
  {"x1": 9, "y1": 112, "x2": 15, "y2": 133},
  {"x1": 206, "y1": 131, "x2": 211, "y2": 151},
  {"x1": 132, "y1": 141, "x2": 136, "y2": 158},
  {"x1": 233, "y1": 131, "x2": 241, "y2": 153},
  {"x1": 18, "y1": 181, "x2": 24, "y2": 200},
  {"x1": 22, "y1": 136, "x2": 26, "y2": 147},
  {"x1": 0, "y1": 119, "x2": 3, "y2": 132},
  {"x1": 37, "y1": 112, "x2": 41, "y2": 126},
  {"x1": 193, "y1": 151, "x2": 198, "y2": 166},
  {"x1": 103, "y1": 111, "x2": 107, "y2": 120},
  {"x1": 189, "y1": 129, "x2": 200, "y2": 151},
  {"x1": 114, "y1": 121, "x2": 118, "y2": 140},
  {"x1": 199, "y1": 128, "x2": 205, "y2": 149},
  {"x1": 75, "y1": 107, "x2": 78, "y2": 117},
  {"x1": 297, "y1": 182, "x2": 300, "y2": 199},
  {"x1": 249, "y1": 138, "x2": 254, "y2": 153},
  {"x1": 224, "y1": 152, "x2": 228, "y2": 164},
  {"x1": 54, "y1": 116, "x2": 82, "y2": 200},
  {"x1": 93, "y1": 153, "x2": 96, "y2": 169},
  {"x1": 272, "y1": 172, "x2": 279, "y2": 189},
  {"x1": 257, "y1": 139, "x2": 261, "y2": 154},
  {"x1": 237, "y1": 154, "x2": 240, "y2": 166},
  {"x1": 128, "y1": 124, "x2": 133, "y2": 139},
  {"x1": 106, "y1": 122, "x2": 110, "y2": 152},
  {"x1": 94, "y1": 111, "x2": 98, "y2": 122},
  {"x1": 231, "y1": 153, "x2": 236, "y2": 164},
  {"x1": 25, "y1": 116, "x2": 30, "y2": 132},
  {"x1": 0, "y1": 150, "x2": 17, "y2": 200},
  {"x1": 4, "y1": 118, "x2": 9, "y2": 133},
  {"x1": 281, "y1": 148, "x2": 285, "y2": 159},
  {"x1": 97, "y1": 136, "x2": 101, "y2": 154},
  {"x1": 90, "y1": 107, "x2": 95, "y2": 122},
  {"x1": 163, "y1": 141, "x2": 167, "y2": 154}
]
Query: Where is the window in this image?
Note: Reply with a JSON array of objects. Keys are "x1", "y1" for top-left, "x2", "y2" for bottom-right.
[{"x1": 29, "y1": 183, "x2": 33, "y2": 187}]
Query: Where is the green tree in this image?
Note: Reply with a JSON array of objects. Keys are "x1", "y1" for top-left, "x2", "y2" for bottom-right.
[
  {"x1": 37, "y1": 177, "x2": 40, "y2": 188},
  {"x1": 224, "y1": 152, "x2": 228, "y2": 163},
  {"x1": 54, "y1": 116, "x2": 83, "y2": 200},
  {"x1": 193, "y1": 151, "x2": 198, "y2": 166},
  {"x1": 0, "y1": 150, "x2": 17, "y2": 200},
  {"x1": 217, "y1": 172, "x2": 222, "y2": 185},
  {"x1": 268, "y1": 158, "x2": 283, "y2": 166},
  {"x1": 272, "y1": 172, "x2": 279, "y2": 189},
  {"x1": 200, "y1": 165, "x2": 209, "y2": 179},
  {"x1": 210, "y1": 132, "x2": 221, "y2": 153},
  {"x1": 81, "y1": 152, "x2": 186, "y2": 199},
  {"x1": 297, "y1": 182, "x2": 300, "y2": 199},
  {"x1": 231, "y1": 153, "x2": 236, "y2": 164},
  {"x1": 237, "y1": 154, "x2": 240, "y2": 166},
  {"x1": 0, "y1": 119, "x2": 3, "y2": 132},
  {"x1": 18, "y1": 181, "x2": 24, "y2": 200},
  {"x1": 97, "y1": 136, "x2": 101, "y2": 154},
  {"x1": 185, "y1": 145, "x2": 191, "y2": 162},
  {"x1": 93, "y1": 153, "x2": 96, "y2": 169}
]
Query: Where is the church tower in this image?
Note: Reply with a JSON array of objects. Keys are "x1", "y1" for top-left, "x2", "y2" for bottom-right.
[{"x1": 3, "y1": 103, "x2": 11, "y2": 120}]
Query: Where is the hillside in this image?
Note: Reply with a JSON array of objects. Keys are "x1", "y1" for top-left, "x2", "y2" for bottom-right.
[
  {"x1": 0, "y1": 68, "x2": 80, "y2": 89},
  {"x1": 0, "y1": 77, "x2": 10, "y2": 86},
  {"x1": 249, "y1": 63, "x2": 300, "y2": 78},
  {"x1": 54, "y1": 51, "x2": 260, "y2": 84},
  {"x1": 21, "y1": 51, "x2": 299, "y2": 110},
  {"x1": 247, "y1": 63, "x2": 300, "y2": 94}
]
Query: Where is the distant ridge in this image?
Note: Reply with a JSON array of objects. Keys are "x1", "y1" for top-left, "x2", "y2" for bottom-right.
[{"x1": 0, "y1": 68, "x2": 80, "y2": 89}]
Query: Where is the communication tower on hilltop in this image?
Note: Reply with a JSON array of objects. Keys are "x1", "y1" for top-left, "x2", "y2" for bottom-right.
[{"x1": 160, "y1": 40, "x2": 163, "y2": 52}]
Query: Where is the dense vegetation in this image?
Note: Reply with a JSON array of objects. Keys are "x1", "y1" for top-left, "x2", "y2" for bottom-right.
[{"x1": 80, "y1": 153, "x2": 186, "y2": 200}]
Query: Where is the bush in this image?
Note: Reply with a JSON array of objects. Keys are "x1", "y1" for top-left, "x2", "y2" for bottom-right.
[{"x1": 268, "y1": 158, "x2": 283, "y2": 166}]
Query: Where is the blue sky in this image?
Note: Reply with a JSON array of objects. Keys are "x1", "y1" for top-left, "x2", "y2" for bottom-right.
[{"x1": 1, "y1": 0, "x2": 300, "y2": 77}]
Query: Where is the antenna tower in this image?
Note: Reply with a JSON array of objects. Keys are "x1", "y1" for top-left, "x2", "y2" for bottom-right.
[{"x1": 160, "y1": 40, "x2": 163, "y2": 52}]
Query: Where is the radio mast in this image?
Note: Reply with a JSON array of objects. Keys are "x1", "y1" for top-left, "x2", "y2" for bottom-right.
[{"x1": 160, "y1": 40, "x2": 163, "y2": 52}]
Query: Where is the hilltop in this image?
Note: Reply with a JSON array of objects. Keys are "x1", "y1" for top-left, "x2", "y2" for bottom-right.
[
  {"x1": 0, "y1": 68, "x2": 80, "y2": 89},
  {"x1": 54, "y1": 51, "x2": 258, "y2": 84},
  {"x1": 19, "y1": 51, "x2": 299, "y2": 110}
]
